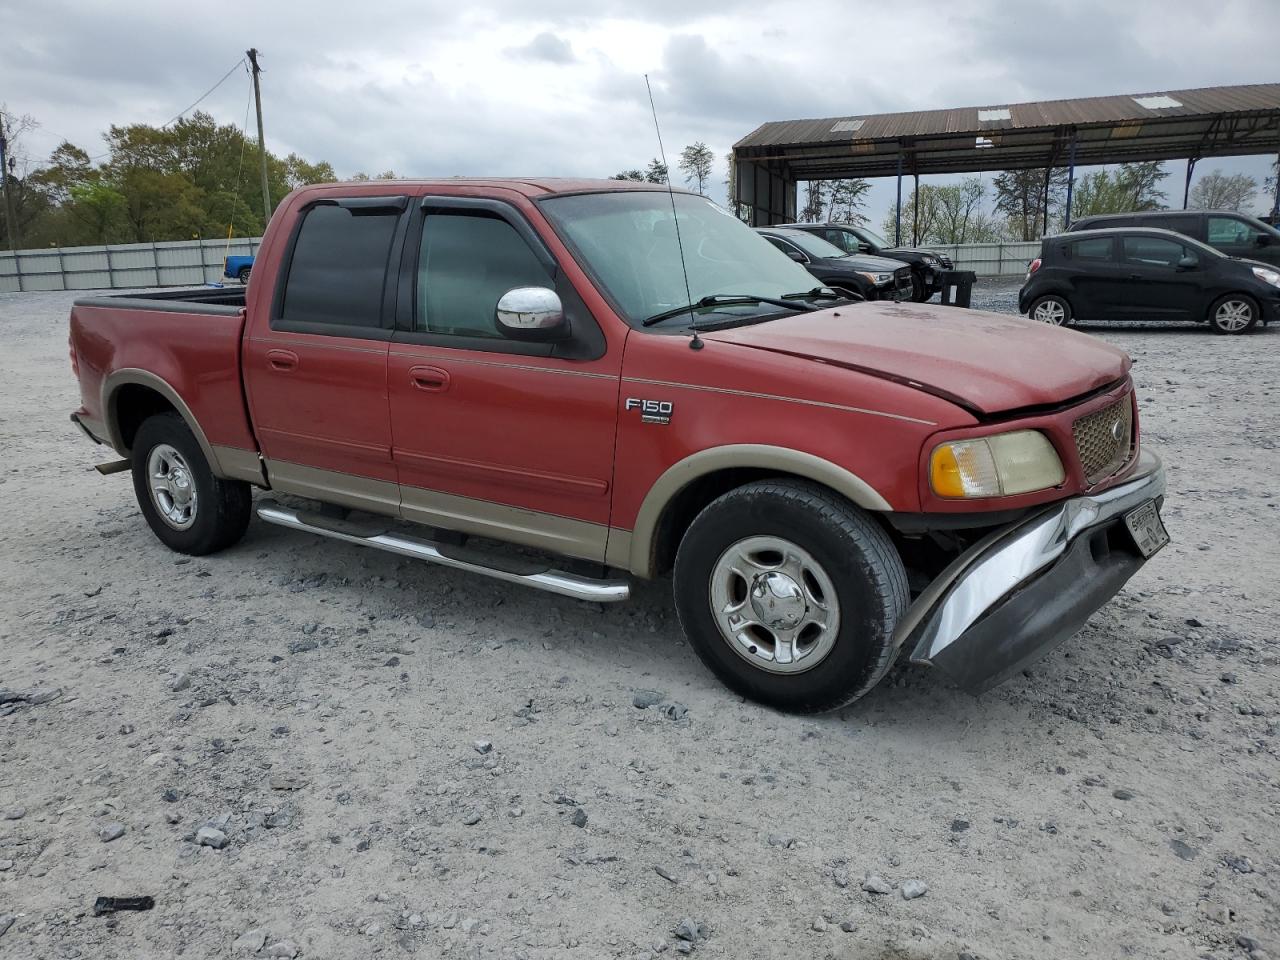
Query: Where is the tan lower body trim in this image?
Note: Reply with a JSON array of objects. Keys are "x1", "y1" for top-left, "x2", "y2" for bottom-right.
[
  {"x1": 212, "y1": 445, "x2": 267, "y2": 486},
  {"x1": 604, "y1": 528, "x2": 633, "y2": 573},
  {"x1": 266, "y1": 460, "x2": 401, "y2": 517},
  {"x1": 400, "y1": 486, "x2": 607, "y2": 564},
  {"x1": 262, "y1": 459, "x2": 609, "y2": 564}
]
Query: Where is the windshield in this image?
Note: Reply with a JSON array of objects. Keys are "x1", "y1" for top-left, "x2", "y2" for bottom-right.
[
  {"x1": 856, "y1": 226, "x2": 891, "y2": 249},
  {"x1": 775, "y1": 231, "x2": 847, "y2": 259},
  {"x1": 539, "y1": 191, "x2": 820, "y2": 327}
]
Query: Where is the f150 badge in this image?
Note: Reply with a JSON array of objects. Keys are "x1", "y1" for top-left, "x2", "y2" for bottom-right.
[{"x1": 625, "y1": 398, "x2": 674, "y2": 425}]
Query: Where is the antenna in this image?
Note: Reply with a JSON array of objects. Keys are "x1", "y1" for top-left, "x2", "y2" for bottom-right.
[{"x1": 644, "y1": 75, "x2": 702, "y2": 350}]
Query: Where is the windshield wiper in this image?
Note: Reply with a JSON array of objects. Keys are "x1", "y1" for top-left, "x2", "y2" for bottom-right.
[
  {"x1": 784, "y1": 287, "x2": 857, "y2": 302},
  {"x1": 642, "y1": 294, "x2": 816, "y2": 327}
]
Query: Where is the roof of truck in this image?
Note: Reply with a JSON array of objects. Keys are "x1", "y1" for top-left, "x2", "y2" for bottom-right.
[{"x1": 305, "y1": 178, "x2": 694, "y2": 197}]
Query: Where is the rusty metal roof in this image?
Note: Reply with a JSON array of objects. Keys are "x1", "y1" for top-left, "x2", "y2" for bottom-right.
[{"x1": 734, "y1": 83, "x2": 1280, "y2": 178}]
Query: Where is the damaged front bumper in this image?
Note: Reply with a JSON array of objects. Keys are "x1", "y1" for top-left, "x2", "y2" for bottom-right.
[{"x1": 896, "y1": 451, "x2": 1166, "y2": 693}]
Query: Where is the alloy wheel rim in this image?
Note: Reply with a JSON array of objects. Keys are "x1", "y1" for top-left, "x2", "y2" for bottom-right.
[
  {"x1": 708, "y1": 536, "x2": 840, "y2": 674},
  {"x1": 147, "y1": 443, "x2": 198, "y2": 530},
  {"x1": 1033, "y1": 300, "x2": 1066, "y2": 324},
  {"x1": 1214, "y1": 300, "x2": 1252, "y2": 332}
]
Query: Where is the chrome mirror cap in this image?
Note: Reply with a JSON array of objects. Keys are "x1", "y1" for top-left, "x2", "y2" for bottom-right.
[{"x1": 495, "y1": 287, "x2": 567, "y2": 340}]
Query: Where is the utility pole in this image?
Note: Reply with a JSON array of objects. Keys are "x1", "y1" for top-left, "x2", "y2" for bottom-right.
[
  {"x1": 0, "y1": 118, "x2": 19, "y2": 251},
  {"x1": 247, "y1": 48, "x2": 271, "y2": 226}
]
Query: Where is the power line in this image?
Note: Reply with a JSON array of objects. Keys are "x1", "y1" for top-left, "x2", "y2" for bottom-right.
[{"x1": 160, "y1": 58, "x2": 248, "y2": 129}]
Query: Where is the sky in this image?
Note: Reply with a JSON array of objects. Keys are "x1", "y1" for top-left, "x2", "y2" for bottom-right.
[{"x1": 2, "y1": 0, "x2": 1278, "y2": 223}]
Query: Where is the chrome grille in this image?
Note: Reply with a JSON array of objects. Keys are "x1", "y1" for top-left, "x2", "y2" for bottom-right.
[{"x1": 1073, "y1": 397, "x2": 1134, "y2": 484}]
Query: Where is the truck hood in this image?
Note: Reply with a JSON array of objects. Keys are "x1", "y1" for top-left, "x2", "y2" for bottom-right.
[{"x1": 700, "y1": 301, "x2": 1131, "y2": 416}]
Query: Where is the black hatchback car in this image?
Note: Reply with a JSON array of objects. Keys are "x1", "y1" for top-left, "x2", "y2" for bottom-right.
[
  {"x1": 755, "y1": 228, "x2": 914, "y2": 302},
  {"x1": 1019, "y1": 227, "x2": 1280, "y2": 334}
]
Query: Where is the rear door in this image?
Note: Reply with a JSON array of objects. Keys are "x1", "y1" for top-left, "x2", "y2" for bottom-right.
[
  {"x1": 1115, "y1": 234, "x2": 1201, "y2": 320},
  {"x1": 385, "y1": 196, "x2": 621, "y2": 562},
  {"x1": 242, "y1": 196, "x2": 409, "y2": 513},
  {"x1": 1060, "y1": 236, "x2": 1120, "y2": 318}
]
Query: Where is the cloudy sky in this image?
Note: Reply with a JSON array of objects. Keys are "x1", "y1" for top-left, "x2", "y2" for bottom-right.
[{"x1": 3, "y1": 0, "x2": 1278, "y2": 220}]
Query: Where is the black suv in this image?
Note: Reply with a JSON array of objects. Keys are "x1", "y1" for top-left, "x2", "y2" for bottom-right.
[
  {"x1": 1019, "y1": 227, "x2": 1280, "y2": 334},
  {"x1": 777, "y1": 222, "x2": 953, "y2": 301},
  {"x1": 1069, "y1": 209, "x2": 1280, "y2": 269},
  {"x1": 755, "y1": 228, "x2": 914, "y2": 302}
]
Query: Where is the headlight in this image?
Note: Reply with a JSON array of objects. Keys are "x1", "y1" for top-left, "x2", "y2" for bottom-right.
[
  {"x1": 1252, "y1": 266, "x2": 1280, "y2": 288},
  {"x1": 930, "y1": 430, "x2": 1065, "y2": 498},
  {"x1": 858, "y1": 272, "x2": 894, "y2": 284}
]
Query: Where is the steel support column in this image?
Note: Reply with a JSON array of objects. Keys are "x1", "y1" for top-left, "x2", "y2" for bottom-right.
[
  {"x1": 1183, "y1": 157, "x2": 1197, "y2": 209},
  {"x1": 1272, "y1": 151, "x2": 1279, "y2": 221},
  {"x1": 1063, "y1": 133, "x2": 1078, "y2": 228},
  {"x1": 894, "y1": 148, "x2": 903, "y2": 247},
  {"x1": 912, "y1": 171, "x2": 920, "y2": 245}
]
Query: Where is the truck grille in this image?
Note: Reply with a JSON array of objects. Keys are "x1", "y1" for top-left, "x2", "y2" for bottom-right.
[
  {"x1": 893, "y1": 267, "x2": 913, "y2": 299},
  {"x1": 1072, "y1": 396, "x2": 1134, "y2": 484}
]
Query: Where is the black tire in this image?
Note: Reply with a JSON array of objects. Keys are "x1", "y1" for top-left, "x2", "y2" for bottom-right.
[
  {"x1": 237, "y1": 266, "x2": 251, "y2": 285},
  {"x1": 1028, "y1": 294, "x2": 1073, "y2": 326},
  {"x1": 910, "y1": 272, "x2": 928, "y2": 302},
  {"x1": 673, "y1": 480, "x2": 908, "y2": 713},
  {"x1": 130, "y1": 412, "x2": 251, "y2": 555},
  {"x1": 1207, "y1": 293, "x2": 1258, "y2": 334}
]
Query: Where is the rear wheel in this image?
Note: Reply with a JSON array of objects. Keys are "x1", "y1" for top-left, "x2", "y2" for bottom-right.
[
  {"x1": 673, "y1": 480, "x2": 908, "y2": 713},
  {"x1": 1029, "y1": 294, "x2": 1072, "y2": 326},
  {"x1": 130, "y1": 413, "x2": 251, "y2": 555},
  {"x1": 237, "y1": 266, "x2": 251, "y2": 285},
  {"x1": 1208, "y1": 294, "x2": 1257, "y2": 334}
]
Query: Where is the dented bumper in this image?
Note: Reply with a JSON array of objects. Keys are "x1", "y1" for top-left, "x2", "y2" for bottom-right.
[{"x1": 896, "y1": 451, "x2": 1166, "y2": 693}]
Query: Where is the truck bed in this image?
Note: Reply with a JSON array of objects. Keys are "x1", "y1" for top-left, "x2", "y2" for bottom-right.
[{"x1": 74, "y1": 287, "x2": 247, "y2": 313}]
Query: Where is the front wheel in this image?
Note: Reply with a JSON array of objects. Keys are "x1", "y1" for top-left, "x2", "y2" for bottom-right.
[
  {"x1": 130, "y1": 412, "x2": 251, "y2": 555},
  {"x1": 1029, "y1": 294, "x2": 1072, "y2": 326},
  {"x1": 1208, "y1": 294, "x2": 1258, "y2": 334},
  {"x1": 673, "y1": 480, "x2": 908, "y2": 713}
]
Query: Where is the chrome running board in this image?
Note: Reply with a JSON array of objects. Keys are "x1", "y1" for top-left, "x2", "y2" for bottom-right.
[{"x1": 255, "y1": 500, "x2": 630, "y2": 603}]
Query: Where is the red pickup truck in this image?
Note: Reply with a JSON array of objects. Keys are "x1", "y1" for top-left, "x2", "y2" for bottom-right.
[{"x1": 68, "y1": 179, "x2": 1168, "y2": 713}]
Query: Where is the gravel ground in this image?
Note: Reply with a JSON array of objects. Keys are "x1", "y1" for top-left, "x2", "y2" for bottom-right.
[{"x1": 1, "y1": 286, "x2": 1277, "y2": 960}]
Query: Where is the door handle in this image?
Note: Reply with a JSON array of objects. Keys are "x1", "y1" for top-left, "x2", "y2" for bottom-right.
[
  {"x1": 266, "y1": 349, "x2": 298, "y2": 372},
  {"x1": 409, "y1": 365, "x2": 450, "y2": 392}
]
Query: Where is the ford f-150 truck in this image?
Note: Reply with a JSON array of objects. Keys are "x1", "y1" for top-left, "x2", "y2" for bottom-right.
[{"x1": 68, "y1": 179, "x2": 1168, "y2": 713}]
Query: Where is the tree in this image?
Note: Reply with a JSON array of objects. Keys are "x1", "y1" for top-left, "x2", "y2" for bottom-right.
[
  {"x1": 1189, "y1": 170, "x2": 1257, "y2": 211},
  {"x1": 932, "y1": 177, "x2": 987, "y2": 244},
  {"x1": 678, "y1": 142, "x2": 714, "y2": 196},
  {"x1": 645, "y1": 158, "x2": 668, "y2": 184},
  {"x1": 1071, "y1": 162, "x2": 1169, "y2": 219},
  {"x1": 799, "y1": 181, "x2": 827, "y2": 223},
  {"x1": 610, "y1": 170, "x2": 645, "y2": 182},
  {"x1": 992, "y1": 167, "x2": 1069, "y2": 240},
  {"x1": 882, "y1": 186, "x2": 942, "y2": 244},
  {"x1": 825, "y1": 179, "x2": 871, "y2": 224}
]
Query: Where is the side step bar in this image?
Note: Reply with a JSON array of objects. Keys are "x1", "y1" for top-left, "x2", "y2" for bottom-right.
[{"x1": 255, "y1": 500, "x2": 630, "y2": 603}]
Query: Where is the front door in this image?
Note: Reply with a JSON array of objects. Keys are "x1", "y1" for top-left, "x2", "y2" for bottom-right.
[
  {"x1": 386, "y1": 197, "x2": 621, "y2": 562},
  {"x1": 242, "y1": 196, "x2": 408, "y2": 513},
  {"x1": 1114, "y1": 234, "x2": 1200, "y2": 321}
]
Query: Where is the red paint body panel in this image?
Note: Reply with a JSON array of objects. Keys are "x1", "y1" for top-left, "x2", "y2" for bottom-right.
[
  {"x1": 69, "y1": 178, "x2": 1149, "y2": 551},
  {"x1": 69, "y1": 302, "x2": 257, "y2": 452},
  {"x1": 702, "y1": 302, "x2": 1132, "y2": 415}
]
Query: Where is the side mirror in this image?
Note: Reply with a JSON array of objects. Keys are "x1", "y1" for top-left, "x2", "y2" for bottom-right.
[
  {"x1": 1176, "y1": 255, "x2": 1199, "y2": 271},
  {"x1": 786, "y1": 250, "x2": 808, "y2": 263},
  {"x1": 495, "y1": 287, "x2": 569, "y2": 342},
  {"x1": 857, "y1": 242, "x2": 872, "y2": 253}
]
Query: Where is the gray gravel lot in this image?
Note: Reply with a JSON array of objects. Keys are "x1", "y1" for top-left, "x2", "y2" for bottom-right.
[{"x1": 1, "y1": 286, "x2": 1277, "y2": 959}]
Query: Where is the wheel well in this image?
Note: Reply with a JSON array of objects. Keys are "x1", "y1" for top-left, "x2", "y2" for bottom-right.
[
  {"x1": 112, "y1": 384, "x2": 178, "y2": 452},
  {"x1": 650, "y1": 468, "x2": 884, "y2": 576}
]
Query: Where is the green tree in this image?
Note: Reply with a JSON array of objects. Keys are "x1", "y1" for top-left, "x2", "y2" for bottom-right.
[
  {"x1": 646, "y1": 158, "x2": 668, "y2": 184},
  {"x1": 825, "y1": 179, "x2": 871, "y2": 224},
  {"x1": 1188, "y1": 170, "x2": 1257, "y2": 211},
  {"x1": 610, "y1": 170, "x2": 645, "y2": 181},
  {"x1": 678, "y1": 142, "x2": 714, "y2": 196},
  {"x1": 1071, "y1": 162, "x2": 1169, "y2": 218},
  {"x1": 800, "y1": 181, "x2": 827, "y2": 223},
  {"x1": 992, "y1": 167, "x2": 1069, "y2": 240}
]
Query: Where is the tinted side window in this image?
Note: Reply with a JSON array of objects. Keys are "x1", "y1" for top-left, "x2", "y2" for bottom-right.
[
  {"x1": 280, "y1": 205, "x2": 399, "y2": 328},
  {"x1": 1156, "y1": 216, "x2": 1198, "y2": 237},
  {"x1": 822, "y1": 230, "x2": 858, "y2": 253},
  {"x1": 1069, "y1": 238, "x2": 1114, "y2": 261},
  {"x1": 1121, "y1": 235, "x2": 1186, "y2": 267},
  {"x1": 1207, "y1": 216, "x2": 1262, "y2": 246},
  {"x1": 417, "y1": 214, "x2": 552, "y2": 338}
]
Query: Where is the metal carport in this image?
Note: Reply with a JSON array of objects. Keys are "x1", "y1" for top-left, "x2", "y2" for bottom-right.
[{"x1": 732, "y1": 83, "x2": 1280, "y2": 241}]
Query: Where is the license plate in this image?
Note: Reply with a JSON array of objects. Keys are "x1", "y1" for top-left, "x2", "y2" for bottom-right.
[{"x1": 1123, "y1": 501, "x2": 1169, "y2": 558}]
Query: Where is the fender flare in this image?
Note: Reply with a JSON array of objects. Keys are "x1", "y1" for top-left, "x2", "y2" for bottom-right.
[
  {"x1": 616, "y1": 444, "x2": 892, "y2": 577},
  {"x1": 102, "y1": 369, "x2": 226, "y2": 476}
]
